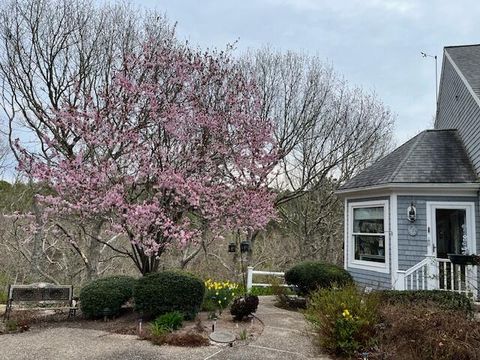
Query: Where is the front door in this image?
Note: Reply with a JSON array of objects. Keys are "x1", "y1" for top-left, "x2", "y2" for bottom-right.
[
  {"x1": 427, "y1": 202, "x2": 477, "y2": 295},
  {"x1": 435, "y1": 208, "x2": 466, "y2": 258}
]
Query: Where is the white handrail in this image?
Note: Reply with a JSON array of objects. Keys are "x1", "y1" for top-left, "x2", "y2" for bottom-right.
[
  {"x1": 404, "y1": 257, "x2": 430, "y2": 276},
  {"x1": 396, "y1": 257, "x2": 431, "y2": 291}
]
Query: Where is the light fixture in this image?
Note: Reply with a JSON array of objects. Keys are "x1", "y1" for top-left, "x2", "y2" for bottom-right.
[{"x1": 407, "y1": 202, "x2": 416, "y2": 222}]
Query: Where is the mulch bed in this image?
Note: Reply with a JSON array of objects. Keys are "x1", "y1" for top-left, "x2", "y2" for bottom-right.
[{"x1": 1, "y1": 307, "x2": 264, "y2": 345}]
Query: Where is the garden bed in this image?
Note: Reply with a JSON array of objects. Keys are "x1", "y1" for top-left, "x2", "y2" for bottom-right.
[
  {"x1": 304, "y1": 286, "x2": 480, "y2": 359},
  {"x1": 371, "y1": 303, "x2": 480, "y2": 360},
  {"x1": 0, "y1": 306, "x2": 264, "y2": 345}
]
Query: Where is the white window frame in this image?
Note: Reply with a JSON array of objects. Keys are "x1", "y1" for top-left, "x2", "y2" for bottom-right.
[{"x1": 347, "y1": 200, "x2": 390, "y2": 274}]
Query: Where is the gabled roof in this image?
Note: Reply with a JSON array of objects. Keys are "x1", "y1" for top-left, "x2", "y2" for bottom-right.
[
  {"x1": 445, "y1": 44, "x2": 480, "y2": 99},
  {"x1": 339, "y1": 129, "x2": 477, "y2": 191}
]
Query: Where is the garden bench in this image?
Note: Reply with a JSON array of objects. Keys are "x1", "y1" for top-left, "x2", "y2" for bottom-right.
[{"x1": 3, "y1": 282, "x2": 77, "y2": 320}]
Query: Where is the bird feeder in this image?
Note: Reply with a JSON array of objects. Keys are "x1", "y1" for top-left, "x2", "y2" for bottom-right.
[
  {"x1": 240, "y1": 241, "x2": 250, "y2": 253},
  {"x1": 228, "y1": 242, "x2": 237, "y2": 253}
]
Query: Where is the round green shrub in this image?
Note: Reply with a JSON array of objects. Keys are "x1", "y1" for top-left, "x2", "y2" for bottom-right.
[
  {"x1": 134, "y1": 270, "x2": 205, "y2": 320},
  {"x1": 285, "y1": 261, "x2": 353, "y2": 295},
  {"x1": 80, "y1": 275, "x2": 137, "y2": 319}
]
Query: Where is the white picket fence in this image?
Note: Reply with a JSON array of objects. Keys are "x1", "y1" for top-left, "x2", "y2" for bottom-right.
[{"x1": 246, "y1": 266, "x2": 287, "y2": 291}]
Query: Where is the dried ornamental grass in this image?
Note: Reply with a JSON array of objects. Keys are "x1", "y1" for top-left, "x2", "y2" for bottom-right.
[{"x1": 377, "y1": 304, "x2": 480, "y2": 360}]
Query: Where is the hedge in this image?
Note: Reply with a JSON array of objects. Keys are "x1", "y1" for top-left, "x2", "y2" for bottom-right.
[
  {"x1": 80, "y1": 275, "x2": 136, "y2": 319},
  {"x1": 377, "y1": 290, "x2": 474, "y2": 316},
  {"x1": 134, "y1": 270, "x2": 205, "y2": 320},
  {"x1": 284, "y1": 261, "x2": 353, "y2": 295}
]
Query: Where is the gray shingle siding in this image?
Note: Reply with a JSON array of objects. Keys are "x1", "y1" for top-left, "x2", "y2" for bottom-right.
[
  {"x1": 436, "y1": 51, "x2": 480, "y2": 175},
  {"x1": 445, "y1": 45, "x2": 480, "y2": 98},
  {"x1": 345, "y1": 197, "x2": 392, "y2": 290},
  {"x1": 348, "y1": 269, "x2": 391, "y2": 290},
  {"x1": 397, "y1": 196, "x2": 428, "y2": 270}
]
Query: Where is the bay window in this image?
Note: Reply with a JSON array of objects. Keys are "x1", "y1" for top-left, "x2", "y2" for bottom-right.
[{"x1": 348, "y1": 200, "x2": 389, "y2": 272}]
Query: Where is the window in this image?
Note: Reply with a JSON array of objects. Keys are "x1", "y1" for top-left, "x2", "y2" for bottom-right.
[
  {"x1": 347, "y1": 200, "x2": 389, "y2": 273},
  {"x1": 353, "y1": 207, "x2": 385, "y2": 263}
]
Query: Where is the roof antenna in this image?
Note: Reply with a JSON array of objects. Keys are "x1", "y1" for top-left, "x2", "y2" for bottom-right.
[{"x1": 421, "y1": 52, "x2": 438, "y2": 106}]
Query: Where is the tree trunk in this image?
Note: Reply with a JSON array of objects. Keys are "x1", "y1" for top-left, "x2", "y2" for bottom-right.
[
  {"x1": 85, "y1": 220, "x2": 104, "y2": 281},
  {"x1": 30, "y1": 196, "x2": 43, "y2": 281}
]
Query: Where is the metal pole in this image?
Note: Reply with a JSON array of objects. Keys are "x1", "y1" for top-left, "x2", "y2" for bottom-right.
[{"x1": 421, "y1": 52, "x2": 438, "y2": 111}]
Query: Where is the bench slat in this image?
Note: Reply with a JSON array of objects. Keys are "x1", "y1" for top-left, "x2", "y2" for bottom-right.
[{"x1": 4, "y1": 283, "x2": 76, "y2": 320}]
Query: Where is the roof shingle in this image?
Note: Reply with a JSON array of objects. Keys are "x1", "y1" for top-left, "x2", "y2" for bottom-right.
[
  {"x1": 445, "y1": 45, "x2": 480, "y2": 99},
  {"x1": 339, "y1": 129, "x2": 477, "y2": 190}
]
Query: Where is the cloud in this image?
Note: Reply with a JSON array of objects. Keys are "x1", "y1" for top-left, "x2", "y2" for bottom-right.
[
  {"x1": 262, "y1": 0, "x2": 419, "y2": 17},
  {"x1": 362, "y1": 0, "x2": 418, "y2": 15}
]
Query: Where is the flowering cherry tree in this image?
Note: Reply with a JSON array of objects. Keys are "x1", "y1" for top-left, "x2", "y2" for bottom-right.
[{"x1": 18, "y1": 39, "x2": 278, "y2": 274}]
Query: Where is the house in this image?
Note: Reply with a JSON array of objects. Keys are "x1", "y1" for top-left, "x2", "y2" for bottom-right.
[{"x1": 337, "y1": 44, "x2": 480, "y2": 299}]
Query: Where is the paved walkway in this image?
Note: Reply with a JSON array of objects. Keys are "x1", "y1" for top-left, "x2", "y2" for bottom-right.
[
  {"x1": 0, "y1": 296, "x2": 330, "y2": 360},
  {"x1": 208, "y1": 296, "x2": 330, "y2": 360}
]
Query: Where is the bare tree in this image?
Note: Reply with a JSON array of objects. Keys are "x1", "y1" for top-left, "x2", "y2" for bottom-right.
[
  {"x1": 0, "y1": 134, "x2": 8, "y2": 176},
  {"x1": 241, "y1": 48, "x2": 395, "y2": 263},
  {"x1": 0, "y1": 0, "x2": 174, "y2": 281},
  {"x1": 177, "y1": 49, "x2": 396, "y2": 271}
]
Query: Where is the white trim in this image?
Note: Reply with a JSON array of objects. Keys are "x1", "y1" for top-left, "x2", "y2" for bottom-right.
[
  {"x1": 344, "y1": 200, "x2": 348, "y2": 270},
  {"x1": 390, "y1": 193, "x2": 399, "y2": 289},
  {"x1": 444, "y1": 50, "x2": 480, "y2": 109},
  {"x1": 427, "y1": 201, "x2": 478, "y2": 297},
  {"x1": 427, "y1": 201, "x2": 477, "y2": 257},
  {"x1": 426, "y1": 201, "x2": 432, "y2": 255},
  {"x1": 347, "y1": 199, "x2": 390, "y2": 274},
  {"x1": 434, "y1": 52, "x2": 448, "y2": 125},
  {"x1": 345, "y1": 191, "x2": 479, "y2": 200},
  {"x1": 336, "y1": 182, "x2": 480, "y2": 197}
]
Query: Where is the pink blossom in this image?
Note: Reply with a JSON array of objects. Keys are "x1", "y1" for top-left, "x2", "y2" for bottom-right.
[{"x1": 17, "y1": 38, "x2": 278, "y2": 273}]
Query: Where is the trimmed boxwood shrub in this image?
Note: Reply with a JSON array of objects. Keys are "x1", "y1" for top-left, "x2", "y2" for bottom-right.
[
  {"x1": 284, "y1": 261, "x2": 353, "y2": 295},
  {"x1": 377, "y1": 290, "x2": 474, "y2": 316},
  {"x1": 134, "y1": 270, "x2": 205, "y2": 320},
  {"x1": 80, "y1": 275, "x2": 137, "y2": 319}
]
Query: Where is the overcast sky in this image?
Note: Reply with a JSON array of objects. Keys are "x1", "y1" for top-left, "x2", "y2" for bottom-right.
[{"x1": 134, "y1": 0, "x2": 480, "y2": 145}]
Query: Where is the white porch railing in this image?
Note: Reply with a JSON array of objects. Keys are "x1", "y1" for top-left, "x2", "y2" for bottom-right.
[
  {"x1": 436, "y1": 258, "x2": 477, "y2": 296},
  {"x1": 246, "y1": 266, "x2": 286, "y2": 291},
  {"x1": 396, "y1": 256, "x2": 478, "y2": 297},
  {"x1": 397, "y1": 257, "x2": 430, "y2": 291}
]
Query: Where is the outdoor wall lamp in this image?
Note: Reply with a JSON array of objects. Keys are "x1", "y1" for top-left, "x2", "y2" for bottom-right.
[{"x1": 407, "y1": 202, "x2": 416, "y2": 222}]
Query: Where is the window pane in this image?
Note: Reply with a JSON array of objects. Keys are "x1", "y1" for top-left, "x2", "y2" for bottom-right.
[
  {"x1": 354, "y1": 235, "x2": 385, "y2": 263},
  {"x1": 353, "y1": 207, "x2": 384, "y2": 233}
]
